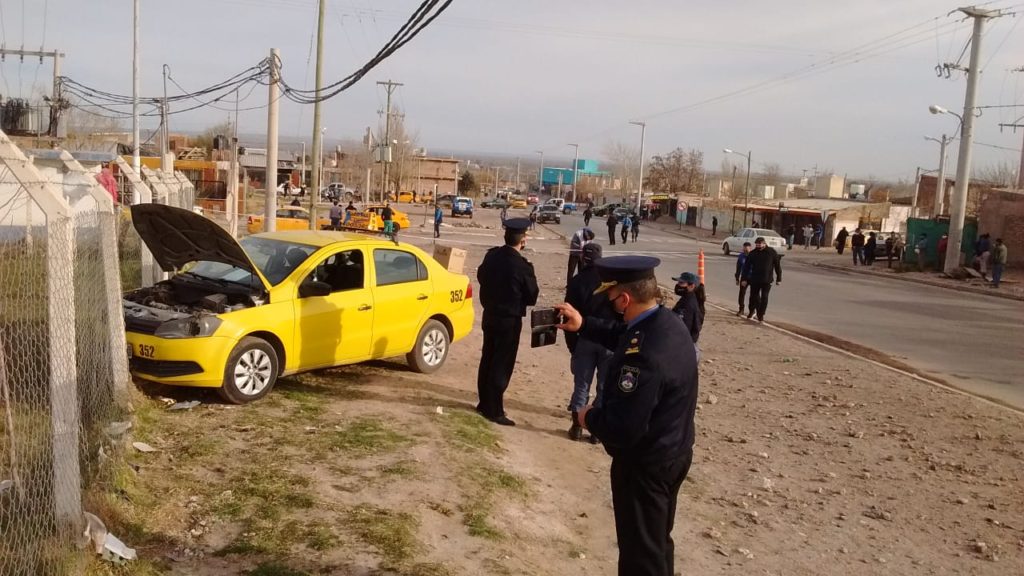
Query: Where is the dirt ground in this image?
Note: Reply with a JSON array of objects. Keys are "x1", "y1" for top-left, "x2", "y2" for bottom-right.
[{"x1": 92, "y1": 241, "x2": 1024, "y2": 576}]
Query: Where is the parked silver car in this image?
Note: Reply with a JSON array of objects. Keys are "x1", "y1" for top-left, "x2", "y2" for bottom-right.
[{"x1": 722, "y1": 228, "x2": 787, "y2": 255}]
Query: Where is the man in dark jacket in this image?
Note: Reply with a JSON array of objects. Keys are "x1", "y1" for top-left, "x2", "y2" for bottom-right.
[
  {"x1": 555, "y1": 256, "x2": 698, "y2": 576},
  {"x1": 476, "y1": 218, "x2": 540, "y2": 426},
  {"x1": 734, "y1": 242, "x2": 751, "y2": 316},
  {"x1": 564, "y1": 243, "x2": 614, "y2": 441},
  {"x1": 741, "y1": 237, "x2": 782, "y2": 323},
  {"x1": 835, "y1": 226, "x2": 849, "y2": 255},
  {"x1": 850, "y1": 228, "x2": 866, "y2": 265},
  {"x1": 864, "y1": 232, "x2": 878, "y2": 266},
  {"x1": 671, "y1": 271, "x2": 703, "y2": 360},
  {"x1": 606, "y1": 212, "x2": 618, "y2": 245}
]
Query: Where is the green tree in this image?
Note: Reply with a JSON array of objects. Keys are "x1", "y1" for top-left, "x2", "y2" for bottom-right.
[{"x1": 458, "y1": 171, "x2": 478, "y2": 195}]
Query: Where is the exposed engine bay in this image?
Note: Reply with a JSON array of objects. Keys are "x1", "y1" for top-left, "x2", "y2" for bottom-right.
[{"x1": 123, "y1": 275, "x2": 267, "y2": 336}]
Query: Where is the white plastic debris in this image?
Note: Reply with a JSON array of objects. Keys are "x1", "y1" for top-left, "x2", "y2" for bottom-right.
[
  {"x1": 132, "y1": 442, "x2": 157, "y2": 453},
  {"x1": 82, "y1": 511, "x2": 138, "y2": 563},
  {"x1": 435, "y1": 406, "x2": 445, "y2": 415},
  {"x1": 0, "y1": 479, "x2": 12, "y2": 494},
  {"x1": 104, "y1": 421, "x2": 132, "y2": 437},
  {"x1": 168, "y1": 400, "x2": 201, "y2": 411}
]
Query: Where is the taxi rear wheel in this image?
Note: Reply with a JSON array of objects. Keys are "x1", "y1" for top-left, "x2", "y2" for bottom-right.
[
  {"x1": 219, "y1": 337, "x2": 279, "y2": 404},
  {"x1": 407, "y1": 320, "x2": 449, "y2": 374}
]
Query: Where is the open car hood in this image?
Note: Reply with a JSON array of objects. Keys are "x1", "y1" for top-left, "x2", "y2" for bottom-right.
[{"x1": 130, "y1": 204, "x2": 260, "y2": 278}]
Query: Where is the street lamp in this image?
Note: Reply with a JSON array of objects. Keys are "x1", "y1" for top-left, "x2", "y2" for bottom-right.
[
  {"x1": 535, "y1": 150, "x2": 545, "y2": 195},
  {"x1": 924, "y1": 135, "x2": 952, "y2": 217},
  {"x1": 629, "y1": 121, "x2": 646, "y2": 211},
  {"x1": 929, "y1": 103, "x2": 970, "y2": 274},
  {"x1": 567, "y1": 143, "x2": 579, "y2": 203},
  {"x1": 724, "y1": 148, "x2": 752, "y2": 227}
]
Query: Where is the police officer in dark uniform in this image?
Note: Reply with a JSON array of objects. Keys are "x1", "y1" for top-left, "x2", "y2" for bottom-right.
[
  {"x1": 555, "y1": 255, "x2": 698, "y2": 576},
  {"x1": 475, "y1": 218, "x2": 539, "y2": 426}
]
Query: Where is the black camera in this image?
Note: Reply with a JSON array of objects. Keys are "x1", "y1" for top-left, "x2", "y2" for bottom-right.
[{"x1": 530, "y1": 307, "x2": 563, "y2": 348}]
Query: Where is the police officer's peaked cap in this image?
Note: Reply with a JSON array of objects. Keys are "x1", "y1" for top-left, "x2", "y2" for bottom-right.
[
  {"x1": 592, "y1": 255, "x2": 660, "y2": 294},
  {"x1": 503, "y1": 218, "x2": 532, "y2": 232}
]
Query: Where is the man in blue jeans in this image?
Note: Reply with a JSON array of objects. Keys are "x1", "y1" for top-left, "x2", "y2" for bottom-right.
[{"x1": 564, "y1": 243, "x2": 615, "y2": 442}]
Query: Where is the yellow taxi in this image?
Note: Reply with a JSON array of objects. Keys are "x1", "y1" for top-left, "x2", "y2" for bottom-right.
[
  {"x1": 124, "y1": 204, "x2": 474, "y2": 403},
  {"x1": 511, "y1": 196, "x2": 528, "y2": 209},
  {"x1": 246, "y1": 206, "x2": 329, "y2": 235},
  {"x1": 346, "y1": 204, "x2": 411, "y2": 232}
]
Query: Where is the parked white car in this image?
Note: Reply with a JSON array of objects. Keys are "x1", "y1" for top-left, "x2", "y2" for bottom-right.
[{"x1": 722, "y1": 228, "x2": 787, "y2": 255}]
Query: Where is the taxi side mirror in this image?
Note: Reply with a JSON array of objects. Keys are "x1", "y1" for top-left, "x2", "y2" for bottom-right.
[{"x1": 299, "y1": 280, "x2": 332, "y2": 298}]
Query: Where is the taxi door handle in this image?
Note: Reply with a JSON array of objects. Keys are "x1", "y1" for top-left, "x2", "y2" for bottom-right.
[
  {"x1": 416, "y1": 294, "x2": 429, "y2": 301},
  {"x1": 358, "y1": 304, "x2": 372, "y2": 311}
]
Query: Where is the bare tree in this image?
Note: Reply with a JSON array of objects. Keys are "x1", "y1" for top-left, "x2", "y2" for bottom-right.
[
  {"x1": 761, "y1": 162, "x2": 782, "y2": 186},
  {"x1": 602, "y1": 139, "x2": 639, "y2": 193},
  {"x1": 973, "y1": 161, "x2": 1016, "y2": 187},
  {"x1": 645, "y1": 148, "x2": 704, "y2": 196}
]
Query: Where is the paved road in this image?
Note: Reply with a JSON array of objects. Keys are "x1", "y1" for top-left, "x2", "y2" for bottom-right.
[{"x1": 397, "y1": 204, "x2": 1024, "y2": 409}]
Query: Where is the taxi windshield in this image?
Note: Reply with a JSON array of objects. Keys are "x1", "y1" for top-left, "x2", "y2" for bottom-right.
[{"x1": 187, "y1": 236, "x2": 318, "y2": 287}]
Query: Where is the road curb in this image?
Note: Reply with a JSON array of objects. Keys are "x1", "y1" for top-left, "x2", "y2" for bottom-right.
[
  {"x1": 537, "y1": 222, "x2": 567, "y2": 242},
  {"x1": 810, "y1": 261, "x2": 1024, "y2": 302},
  {"x1": 701, "y1": 300, "x2": 1024, "y2": 416}
]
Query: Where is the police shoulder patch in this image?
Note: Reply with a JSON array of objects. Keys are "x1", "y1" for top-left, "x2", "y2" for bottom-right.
[
  {"x1": 618, "y1": 365, "x2": 641, "y2": 393},
  {"x1": 624, "y1": 330, "x2": 644, "y2": 355}
]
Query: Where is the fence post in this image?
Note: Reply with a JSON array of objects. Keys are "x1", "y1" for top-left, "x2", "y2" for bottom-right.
[
  {"x1": 0, "y1": 130, "x2": 82, "y2": 526},
  {"x1": 113, "y1": 156, "x2": 156, "y2": 287},
  {"x1": 57, "y1": 150, "x2": 132, "y2": 406}
]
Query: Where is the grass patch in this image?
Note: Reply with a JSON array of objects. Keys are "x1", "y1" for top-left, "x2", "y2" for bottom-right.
[
  {"x1": 315, "y1": 417, "x2": 412, "y2": 457},
  {"x1": 380, "y1": 460, "x2": 418, "y2": 478},
  {"x1": 440, "y1": 409, "x2": 500, "y2": 453},
  {"x1": 347, "y1": 504, "x2": 419, "y2": 563},
  {"x1": 211, "y1": 465, "x2": 314, "y2": 522},
  {"x1": 277, "y1": 387, "x2": 328, "y2": 418},
  {"x1": 456, "y1": 462, "x2": 528, "y2": 541},
  {"x1": 244, "y1": 562, "x2": 310, "y2": 576}
]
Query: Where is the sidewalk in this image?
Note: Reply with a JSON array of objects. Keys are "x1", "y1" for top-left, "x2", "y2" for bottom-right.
[{"x1": 649, "y1": 220, "x2": 1024, "y2": 301}]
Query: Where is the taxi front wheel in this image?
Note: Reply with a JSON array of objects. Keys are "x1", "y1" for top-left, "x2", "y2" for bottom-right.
[
  {"x1": 407, "y1": 320, "x2": 449, "y2": 374},
  {"x1": 219, "y1": 337, "x2": 279, "y2": 404}
]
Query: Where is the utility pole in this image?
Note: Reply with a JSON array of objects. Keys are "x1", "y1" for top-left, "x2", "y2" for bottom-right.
[
  {"x1": 309, "y1": 0, "x2": 326, "y2": 229},
  {"x1": 301, "y1": 142, "x2": 307, "y2": 189},
  {"x1": 161, "y1": 64, "x2": 170, "y2": 171},
  {"x1": 132, "y1": 0, "x2": 141, "y2": 199},
  {"x1": 535, "y1": 150, "x2": 544, "y2": 193},
  {"x1": 228, "y1": 89, "x2": 240, "y2": 238},
  {"x1": 998, "y1": 121, "x2": 1024, "y2": 189},
  {"x1": 377, "y1": 79, "x2": 403, "y2": 202},
  {"x1": 630, "y1": 121, "x2": 646, "y2": 210},
  {"x1": 264, "y1": 48, "x2": 280, "y2": 232},
  {"x1": 912, "y1": 166, "x2": 922, "y2": 216},
  {"x1": 515, "y1": 157, "x2": 520, "y2": 191},
  {"x1": 944, "y1": 6, "x2": 1005, "y2": 275},
  {"x1": 925, "y1": 135, "x2": 951, "y2": 217},
  {"x1": 568, "y1": 143, "x2": 580, "y2": 204}
]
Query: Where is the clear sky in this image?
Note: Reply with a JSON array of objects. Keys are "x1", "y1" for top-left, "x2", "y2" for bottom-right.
[{"x1": 3, "y1": 0, "x2": 1023, "y2": 180}]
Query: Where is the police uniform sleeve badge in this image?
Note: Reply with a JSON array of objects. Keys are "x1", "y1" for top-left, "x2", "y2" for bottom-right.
[{"x1": 618, "y1": 365, "x2": 640, "y2": 393}]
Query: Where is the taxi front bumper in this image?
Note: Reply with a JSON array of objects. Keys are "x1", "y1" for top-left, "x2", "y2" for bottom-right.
[{"x1": 126, "y1": 332, "x2": 237, "y2": 388}]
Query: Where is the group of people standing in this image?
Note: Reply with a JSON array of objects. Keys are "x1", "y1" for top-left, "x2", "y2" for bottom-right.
[
  {"x1": 475, "y1": 219, "x2": 700, "y2": 575},
  {"x1": 606, "y1": 211, "x2": 640, "y2": 245}
]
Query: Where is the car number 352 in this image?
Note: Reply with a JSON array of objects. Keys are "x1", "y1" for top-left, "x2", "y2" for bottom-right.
[
  {"x1": 137, "y1": 344, "x2": 155, "y2": 358},
  {"x1": 449, "y1": 289, "x2": 464, "y2": 303}
]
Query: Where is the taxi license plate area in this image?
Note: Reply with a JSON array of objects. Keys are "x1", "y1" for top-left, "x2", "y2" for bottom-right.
[{"x1": 128, "y1": 343, "x2": 156, "y2": 359}]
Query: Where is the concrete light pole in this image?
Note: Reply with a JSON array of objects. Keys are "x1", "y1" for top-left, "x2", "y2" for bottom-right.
[
  {"x1": 629, "y1": 121, "x2": 646, "y2": 210},
  {"x1": 568, "y1": 143, "x2": 579, "y2": 204},
  {"x1": 924, "y1": 134, "x2": 952, "y2": 217},
  {"x1": 535, "y1": 150, "x2": 545, "y2": 193},
  {"x1": 934, "y1": 6, "x2": 1005, "y2": 275},
  {"x1": 131, "y1": 0, "x2": 141, "y2": 199},
  {"x1": 725, "y1": 148, "x2": 752, "y2": 227}
]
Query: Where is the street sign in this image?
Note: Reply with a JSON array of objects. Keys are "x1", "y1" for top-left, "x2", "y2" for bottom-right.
[{"x1": 677, "y1": 200, "x2": 688, "y2": 212}]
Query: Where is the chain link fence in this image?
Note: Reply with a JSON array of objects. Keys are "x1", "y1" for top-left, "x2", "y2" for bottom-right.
[{"x1": 0, "y1": 133, "x2": 129, "y2": 575}]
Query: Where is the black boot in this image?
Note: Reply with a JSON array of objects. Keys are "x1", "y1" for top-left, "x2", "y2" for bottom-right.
[{"x1": 568, "y1": 412, "x2": 583, "y2": 441}]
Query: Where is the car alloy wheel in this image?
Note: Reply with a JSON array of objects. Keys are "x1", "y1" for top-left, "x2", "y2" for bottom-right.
[
  {"x1": 234, "y1": 348, "x2": 273, "y2": 396},
  {"x1": 421, "y1": 326, "x2": 447, "y2": 368},
  {"x1": 407, "y1": 319, "x2": 450, "y2": 373}
]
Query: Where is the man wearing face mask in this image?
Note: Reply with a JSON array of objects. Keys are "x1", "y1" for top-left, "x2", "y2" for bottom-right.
[
  {"x1": 475, "y1": 218, "x2": 540, "y2": 426},
  {"x1": 671, "y1": 271, "x2": 703, "y2": 361},
  {"x1": 555, "y1": 256, "x2": 698, "y2": 576}
]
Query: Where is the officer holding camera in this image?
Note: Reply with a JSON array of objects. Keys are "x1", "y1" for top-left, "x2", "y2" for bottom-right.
[
  {"x1": 475, "y1": 218, "x2": 539, "y2": 426},
  {"x1": 555, "y1": 255, "x2": 698, "y2": 576}
]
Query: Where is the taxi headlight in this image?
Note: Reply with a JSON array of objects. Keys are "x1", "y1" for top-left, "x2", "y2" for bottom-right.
[{"x1": 154, "y1": 316, "x2": 222, "y2": 339}]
